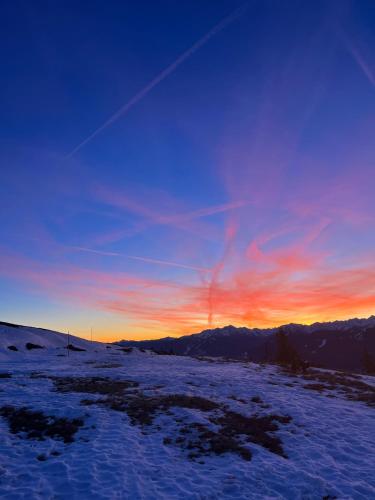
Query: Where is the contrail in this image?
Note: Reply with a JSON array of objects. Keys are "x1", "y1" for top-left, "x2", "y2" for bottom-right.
[
  {"x1": 337, "y1": 26, "x2": 375, "y2": 89},
  {"x1": 71, "y1": 246, "x2": 211, "y2": 273},
  {"x1": 346, "y1": 41, "x2": 375, "y2": 88},
  {"x1": 66, "y1": 4, "x2": 248, "y2": 157}
]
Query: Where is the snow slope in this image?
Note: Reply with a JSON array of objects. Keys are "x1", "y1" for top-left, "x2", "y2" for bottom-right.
[
  {"x1": 0, "y1": 322, "x2": 109, "y2": 361},
  {"x1": 0, "y1": 346, "x2": 374, "y2": 499}
]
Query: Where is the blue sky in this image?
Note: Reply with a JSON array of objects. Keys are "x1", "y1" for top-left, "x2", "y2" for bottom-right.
[{"x1": 1, "y1": 0, "x2": 375, "y2": 341}]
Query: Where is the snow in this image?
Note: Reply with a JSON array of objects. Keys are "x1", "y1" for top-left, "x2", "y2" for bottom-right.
[
  {"x1": 0, "y1": 324, "x2": 109, "y2": 361},
  {"x1": 318, "y1": 339, "x2": 327, "y2": 349},
  {"x1": 0, "y1": 326, "x2": 374, "y2": 499}
]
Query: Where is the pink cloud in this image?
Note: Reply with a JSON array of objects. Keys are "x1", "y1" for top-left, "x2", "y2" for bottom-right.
[{"x1": 1, "y1": 245, "x2": 374, "y2": 339}]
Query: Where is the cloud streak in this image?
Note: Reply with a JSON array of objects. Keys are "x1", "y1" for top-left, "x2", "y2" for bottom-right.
[{"x1": 90, "y1": 183, "x2": 248, "y2": 245}]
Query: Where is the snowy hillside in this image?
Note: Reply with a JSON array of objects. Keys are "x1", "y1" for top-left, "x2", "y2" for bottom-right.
[
  {"x1": 0, "y1": 343, "x2": 374, "y2": 498},
  {"x1": 0, "y1": 321, "x2": 109, "y2": 361}
]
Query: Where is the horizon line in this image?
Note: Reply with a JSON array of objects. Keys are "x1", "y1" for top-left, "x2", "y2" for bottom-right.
[{"x1": 1, "y1": 313, "x2": 374, "y2": 343}]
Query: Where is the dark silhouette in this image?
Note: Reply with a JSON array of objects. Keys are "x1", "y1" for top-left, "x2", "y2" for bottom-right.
[
  {"x1": 119, "y1": 317, "x2": 375, "y2": 373},
  {"x1": 66, "y1": 344, "x2": 86, "y2": 352},
  {"x1": 25, "y1": 342, "x2": 44, "y2": 350},
  {"x1": 363, "y1": 348, "x2": 375, "y2": 375},
  {"x1": 275, "y1": 330, "x2": 308, "y2": 373}
]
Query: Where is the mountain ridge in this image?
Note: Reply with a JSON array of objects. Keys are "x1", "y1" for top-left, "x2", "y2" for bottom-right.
[
  {"x1": 118, "y1": 315, "x2": 375, "y2": 372},
  {"x1": 119, "y1": 315, "x2": 375, "y2": 343}
]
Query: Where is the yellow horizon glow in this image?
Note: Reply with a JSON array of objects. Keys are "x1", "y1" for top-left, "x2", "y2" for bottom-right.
[{"x1": 57, "y1": 307, "x2": 375, "y2": 343}]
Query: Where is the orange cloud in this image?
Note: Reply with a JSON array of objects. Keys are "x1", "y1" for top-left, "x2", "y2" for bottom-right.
[{"x1": 1, "y1": 242, "x2": 374, "y2": 341}]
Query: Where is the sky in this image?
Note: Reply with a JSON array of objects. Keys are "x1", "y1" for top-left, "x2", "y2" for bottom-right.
[{"x1": 1, "y1": 0, "x2": 375, "y2": 342}]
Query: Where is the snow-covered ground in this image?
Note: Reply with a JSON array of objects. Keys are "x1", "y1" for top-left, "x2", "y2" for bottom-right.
[
  {"x1": 0, "y1": 328, "x2": 374, "y2": 499},
  {"x1": 0, "y1": 323, "x2": 107, "y2": 361}
]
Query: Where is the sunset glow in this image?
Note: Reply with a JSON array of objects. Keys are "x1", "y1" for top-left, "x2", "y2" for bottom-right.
[{"x1": 1, "y1": 1, "x2": 374, "y2": 341}]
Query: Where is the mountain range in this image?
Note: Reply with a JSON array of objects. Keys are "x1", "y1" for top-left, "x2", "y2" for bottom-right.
[
  {"x1": 1, "y1": 316, "x2": 374, "y2": 372},
  {"x1": 118, "y1": 316, "x2": 375, "y2": 372}
]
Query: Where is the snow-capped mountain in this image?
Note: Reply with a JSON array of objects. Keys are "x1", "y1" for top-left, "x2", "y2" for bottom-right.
[{"x1": 119, "y1": 316, "x2": 375, "y2": 372}]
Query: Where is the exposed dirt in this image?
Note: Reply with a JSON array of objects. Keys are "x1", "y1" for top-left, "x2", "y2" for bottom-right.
[
  {"x1": 297, "y1": 369, "x2": 375, "y2": 407},
  {"x1": 0, "y1": 406, "x2": 84, "y2": 443},
  {"x1": 66, "y1": 344, "x2": 86, "y2": 352},
  {"x1": 93, "y1": 363, "x2": 123, "y2": 369},
  {"x1": 210, "y1": 411, "x2": 291, "y2": 457},
  {"x1": 53, "y1": 376, "x2": 138, "y2": 396},
  {"x1": 25, "y1": 343, "x2": 44, "y2": 350},
  {"x1": 77, "y1": 379, "x2": 291, "y2": 460}
]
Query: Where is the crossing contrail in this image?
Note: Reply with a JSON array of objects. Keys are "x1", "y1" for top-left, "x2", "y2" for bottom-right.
[{"x1": 66, "y1": 4, "x2": 247, "y2": 157}]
